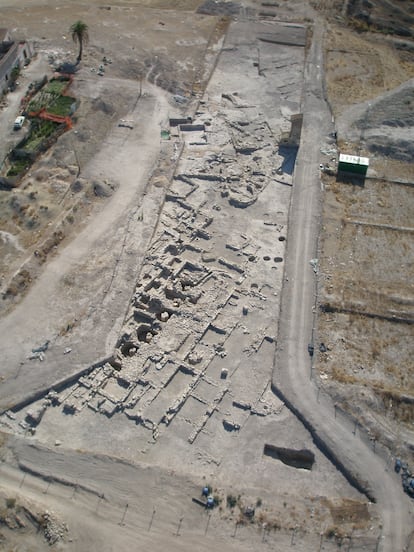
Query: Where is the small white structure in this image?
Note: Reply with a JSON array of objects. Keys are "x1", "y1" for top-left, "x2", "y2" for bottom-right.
[{"x1": 338, "y1": 153, "x2": 369, "y2": 176}]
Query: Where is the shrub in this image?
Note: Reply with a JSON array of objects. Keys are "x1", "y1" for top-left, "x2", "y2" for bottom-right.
[
  {"x1": 227, "y1": 494, "x2": 237, "y2": 508},
  {"x1": 46, "y1": 79, "x2": 68, "y2": 95}
]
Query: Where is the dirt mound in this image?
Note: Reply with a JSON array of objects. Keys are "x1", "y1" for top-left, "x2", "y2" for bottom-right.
[
  {"x1": 347, "y1": 0, "x2": 414, "y2": 37},
  {"x1": 91, "y1": 99, "x2": 115, "y2": 116},
  {"x1": 0, "y1": 492, "x2": 68, "y2": 549},
  {"x1": 197, "y1": 0, "x2": 243, "y2": 16},
  {"x1": 91, "y1": 180, "x2": 117, "y2": 198},
  {"x1": 337, "y1": 80, "x2": 414, "y2": 162},
  {"x1": 366, "y1": 136, "x2": 414, "y2": 162},
  {"x1": 355, "y1": 83, "x2": 414, "y2": 160},
  {"x1": 356, "y1": 86, "x2": 414, "y2": 130}
]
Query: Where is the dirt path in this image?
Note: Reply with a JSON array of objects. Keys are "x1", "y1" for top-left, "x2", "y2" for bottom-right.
[
  {"x1": 0, "y1": 437, "x2": 258, "y2": 552},
  {"x1": 0, "y1": 435, "x2": 344, "y2": 552},
  {"x1": 272, "y1": 21, "x2": 414, "y2": 552},
  {"x1": 1, "y1": 2, "x2": 412, "y2": 551},
  {"x1": 0, "y1": 55, "x2": 49, "y2": 165},
  {"x1": 0, "y1": 0, "x2": 224, "y2": 413},
  {"x1": 0, "y1": 79, "x2": 171, "y2": 410}
]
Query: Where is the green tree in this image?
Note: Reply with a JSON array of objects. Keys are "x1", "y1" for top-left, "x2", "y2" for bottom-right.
[
  {"x1": 11, "y1": 65, "x2": 21, "y2": 82},
  {"x1": 70, "y1": 21, "x2": 89, "y2": 64}
]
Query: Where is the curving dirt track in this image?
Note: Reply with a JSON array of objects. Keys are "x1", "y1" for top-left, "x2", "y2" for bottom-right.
[
  {"x1": 0, "y1": 1, "x2": 413, "y2": 551},
  {"x1": 272, "y1": 20, "x2": 414, "y2": 552}
]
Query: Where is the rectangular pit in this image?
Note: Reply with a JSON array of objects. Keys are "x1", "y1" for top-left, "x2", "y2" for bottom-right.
[
  {"x1": 141, "y1": 367, "x2": 194, "y2": 424},
  {"x1": 263, "y1": 444, "x2": 315, "y2": 470}
]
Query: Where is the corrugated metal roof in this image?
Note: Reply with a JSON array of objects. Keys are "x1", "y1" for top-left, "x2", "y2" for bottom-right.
[{"x1": 339, "y1": 153, "x2": 369, "y2": 166}]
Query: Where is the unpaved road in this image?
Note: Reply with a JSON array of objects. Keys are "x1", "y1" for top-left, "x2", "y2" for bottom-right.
[
  {"x1": 273, "y1": 21, "x2": 414, "y2": 552},
  {"x1": 0, "y1": 77, "x2": 171, "y2": 411},
  {"x1": 0, "y1": 434, "x2": 357, "y2": 551},
  {"x1": 0, "y1": 0, "x2": 217, "y2": 410},
  {"x1": 1, "y1": 1, "x2": 413, "y2": 551},
  {"x1": 0, "y1": 436, "x2": 260, "y2": 552}
]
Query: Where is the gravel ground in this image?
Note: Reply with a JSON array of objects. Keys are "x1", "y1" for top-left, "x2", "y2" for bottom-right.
[{"x1": 0, "y1": 0, "x2": 413, "y2": 551}]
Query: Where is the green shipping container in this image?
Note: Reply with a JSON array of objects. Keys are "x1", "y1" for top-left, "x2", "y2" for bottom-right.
[{"x1": 338, "y1": 153, "x2": 369, "y2": 176}]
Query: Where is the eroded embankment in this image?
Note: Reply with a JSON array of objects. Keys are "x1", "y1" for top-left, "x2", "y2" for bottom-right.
[
  {"x1": 0, "y1": 356, "x2": 111, "y2": 416},
  {"x1": 270, "y1": 381, "x2": 376, "y2": 503}
]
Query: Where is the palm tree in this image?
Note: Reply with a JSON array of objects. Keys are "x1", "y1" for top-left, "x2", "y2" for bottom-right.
[{"x1": 70, "y1": 21, "x2": 89, "y2": 64}]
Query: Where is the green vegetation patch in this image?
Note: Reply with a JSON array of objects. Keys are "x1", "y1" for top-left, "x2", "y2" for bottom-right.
[
  {"x1": 27, "y1": 78, "x2": 72, "y2": 115},
  {"x1": 7, "y1": 158, "x2": 28, "y2": 177},
  {"x1": 23, "y1": 119, "x2": 60, "y2": 152},
  {"x1": 28, "y1": 90, "x2": 54, "y2": 113},
  {"x1": 3, "y1": 76, "x2": 75, "y2": 182},
  {"x1": 45, "y1": 78, "x2": 69, "y2": 95},
  {"x1": 47, "y1": 95, "x2": 76, "y2": 117}
]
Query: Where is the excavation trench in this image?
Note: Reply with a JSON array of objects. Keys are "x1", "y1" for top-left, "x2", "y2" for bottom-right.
[
  {"x1": 270, "y1": 381, "x2": 376, "y2": 503},
  {"x1": 2, "y1": 356, "x2": 112, "y2": 416},
  {"x1": 263, "y1": 444, "x2": 315, "y2": 470}
]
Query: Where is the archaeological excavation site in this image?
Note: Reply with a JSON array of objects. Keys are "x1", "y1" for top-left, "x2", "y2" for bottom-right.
[{"x1": 0, "y1": 0, "x2": 413, "y2": 551}]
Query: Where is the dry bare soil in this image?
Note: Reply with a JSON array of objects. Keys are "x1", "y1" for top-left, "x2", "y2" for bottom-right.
[
  {"x1": 315, "y1": 0, "x2": 414, "y2": 463},
  {"x1": 0, "y1": 0, "x2": 413, "y2": 551}
]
